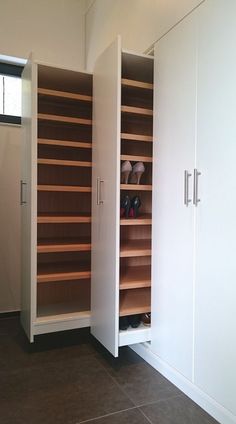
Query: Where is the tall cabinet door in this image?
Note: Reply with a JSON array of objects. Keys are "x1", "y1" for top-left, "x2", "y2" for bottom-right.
[
  {"x1": 21, "y1": 55, "x2": 37, "y2": 342},
  {"x1": 152, "y1": 13, "x2": 197, "y2": 379},
  {"x1": 195, "y1": 0, "x2": 236, "y2": 414},
  {"x1": 91, "y1": 37, "x2": 121, "y2": 357}
]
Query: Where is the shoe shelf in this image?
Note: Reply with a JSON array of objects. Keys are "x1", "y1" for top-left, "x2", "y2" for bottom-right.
[
  {"x1": 37, "y1": 237, "x2": 91, "y2": 253},
  {"x1": 38, "y1": 87, "x2": 92, "y2": 103},
  {"x1": 38, "y1": 158, "x2": 92, "y2": 167},
  {"x1": 121, "y1": 105, "x2": 153, "y2": 117},
  {"x1": 120, "y1": 154, "x2": 152, "y2": 163},
  {"x1": 119, "y1": 288, "x2": 151, "y2": 316},
  {"x1": 120, "y1": 265, "x2": 151, "y2": 290},
  {"x1": 36, "y1": 65, "x2": 92, "y2": 323},
  {"x1": 119, "y1": 322, "x2": 151, "y2": 347},
  {"x1": 37, "y1": 262, "x2": 91, "y2": 283},
  {"x1": 120, "y1": 213, "x2": 152, "y2": 226},
  {"x1": 38, "y1": 138, "x2": 92, "y2": 149},
  {"x1": 37, "y1": 214, "x2": 91, "y2": 224},
  {"x1": 121, "y1": 133, "x2": 153, "y2": 143},
  {"x1": 120, "y1": 239, "x2": 151, "y2": 257},
  {"x1": 121, "y1": 78, "x2": 153, "y2": 90},
  {"x1": 120, "y1": 183, "x2": 152, "y2": 191},
  {"x1": 38, "y1": 113, "x2": 92, "y2": 126}
]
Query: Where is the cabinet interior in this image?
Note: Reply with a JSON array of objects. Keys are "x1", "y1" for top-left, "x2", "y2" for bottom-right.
[
  {"x1": 119, "y1": 52, "x2": 153, "y2": 322},
  {"x1": 37, "y1": 64, "x2": 92, "y2": 319}
]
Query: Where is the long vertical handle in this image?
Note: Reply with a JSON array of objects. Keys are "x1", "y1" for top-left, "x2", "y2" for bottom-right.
[
  {"x1": 184, "y1": 170, "x2": 192, "y2": 206},
  {"x1": 20, "y1": 180, "x2": 27, "y2": 205},
  {"x1": 96, "y1": 177, "x2": 104, "y2": 205},
  {"x1": 193, "y1": 169, "x2": 201, "y2": 206}
]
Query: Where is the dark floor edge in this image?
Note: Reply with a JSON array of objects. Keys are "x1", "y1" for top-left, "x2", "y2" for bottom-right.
[{"x1": 0, "y1": 310, "x2": 20, "y2": 319}]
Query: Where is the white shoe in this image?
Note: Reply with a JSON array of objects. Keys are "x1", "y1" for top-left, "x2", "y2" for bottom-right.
[
  {"x1": 121, "y1": 161, "x2": 132, "y2": 184},
  {"x1": 131, "y1": 162, "x2": 145, "y2": 184}
]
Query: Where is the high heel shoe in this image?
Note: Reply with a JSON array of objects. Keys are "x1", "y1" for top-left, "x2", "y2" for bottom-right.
[
  {"x1": 129, "y1": 196, "x2": 141, "y2": 218},
  {"x1": 130, "y1": 162, "x2": 145, "y2": 184},
  {"x1": 120, "y1": 195, "x2": 131, "y2": 218},
  {"x1": 121, "y1": 161, "x2": 132, "y2": 184}
]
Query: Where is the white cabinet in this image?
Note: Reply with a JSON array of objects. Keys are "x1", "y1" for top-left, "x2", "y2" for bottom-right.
[{"x1": 152, "y1": 0, "x2": 236, "y2": 414}]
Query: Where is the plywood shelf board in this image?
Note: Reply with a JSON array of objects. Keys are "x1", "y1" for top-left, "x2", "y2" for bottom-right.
[
  {"x1": 38, "y1": 87, "x2": 92, "y2": 102},
  {"x1": 37, "y1": 214, "x2": 91, "y2": 224},
  {"x1": 37, "y1": 238, "x2": 91, "y2": 253},
  {"x1": 37, "y1": 185, "x2": 91, "y2": 192},
  {"x1": 120, "y1": 184, "x2": 152, "y2": 191},
  {"x1": 38, "y1": 138, "x2": 92, "y2": 149},
  {"x1": 121, "y1": 154, "x2": 152, "y2": 163},
  {"x1": 37, "y1": 262, "x2": 91, "y2": 283},
  {"x1": 121, "y1": 133, "x2": 153, "y2": 142},
  {"x1": 120, "y1": 239, "x2": 151, "y2": 257},
  {"x1": 120, "y1": 288, "x2": 151, "y2": 316},
  {"x1": 120, "y1": 265, "x2": 151, "y2": 290},
  {"x1": 38, "y1": 159, "x2": 92, "y2": 168},
  {"x1": 121, "y1": 105, "x2": 153, "y2": 116},
  {"x1": 120, "y1": 214, "x2": 152, "y2": 226},
  {"x1": 38, "y1": 113, "x2": 92, "y2": 126},
  {"x1": 36, "y1": 307, "x2": 91, "y2": 321},
  {"x1": 121, "y1": 79, "x2": 153, "y2": 90}
]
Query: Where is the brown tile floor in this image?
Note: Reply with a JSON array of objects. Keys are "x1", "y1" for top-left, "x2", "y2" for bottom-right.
[{"x1": 0, "y1": 316, "x2": 218, "y2": 424}]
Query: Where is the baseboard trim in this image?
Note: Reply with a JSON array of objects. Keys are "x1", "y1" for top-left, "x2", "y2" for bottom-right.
[
  {"x1": 0, "y1": 310, "x2": 20, "y2": 319},
  {"x1": 131, "y1": 343, "x2": 236, "y2": 424}
]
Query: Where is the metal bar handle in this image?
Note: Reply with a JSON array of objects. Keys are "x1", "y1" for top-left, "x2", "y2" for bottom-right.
[
  {"x1": 184, "y1": 170, "x2": 192, "y2": 206},
  {"x1": 96, "y1": 177, "x2": 104, "y2": 205},
  {"x1": 193, "y1": 168, "x2": 201, "y2": 206},
  {"x1": 20, "y1": 180, "x2": 27, "y2": 205}
]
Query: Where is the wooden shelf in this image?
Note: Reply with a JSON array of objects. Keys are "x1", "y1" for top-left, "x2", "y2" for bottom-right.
[
  {"x1": 120, "y1": 184, "x2": 152, "y2": 191},
  {"x1": 120, "y1": 213, "x2": 152, "y2": 226},
  {"x1": 38, "y1": 87, "x2": 92, "y2": 102},
  {"x1": 121, "y1": 78, "x2": 153, "y2": 90},
  {"x1": 37, "y1": 262, "x2": 91, "y2": 283},
  {"x1": 38, "y1": 113, "x2": 92, "y2": 126},
  {"x1": 120, "y1": 265, "x2": 151, "y2": 290},
  {"x1": 38, "y1": 138, "x2": 92, "y2": 149},
  {"x1": 120, "y1": 239, "x2": 151, "y2": 257},
  {"x1": 120, "y1": 288, "x2": 151, "y2": 316},
  {"x1": 121, "y1": 105, "x2": 153, "y2": 117},
  {"x1": 38, "y1": 159, "x2": 92, "y2": 168},
  {"x1": 38, "y1": 185, "x2": 91, "y2": 192},
  {"x1": 121, "y1": 154, "x2": 152, "y2": 163},
  {"x1": 121, "y1": 133, "x2": 153, "y2": 143},
  {"x1": 37, "y1": 214, "x2": 91, "y2": 224},
  {"x1": 36, "y1": 306, "x2": 91, "y2": 321},
  {"x1": 37, "y1": 238, "x2": 91, "y2": 253}
]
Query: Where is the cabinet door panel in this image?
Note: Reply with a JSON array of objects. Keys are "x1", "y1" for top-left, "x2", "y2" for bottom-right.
[
  {"x1": 152, "y1": 14, "x2": 197, "y2": 379},
  {"x1": 195, "y1": 0, "x2": 236, "y2": 413},
  {"x1": 91, "y1": 38, "x2": 121, "y2": 357},
  {"x1": 21, "y1": 55, "x2": 37, "y2": 342}
]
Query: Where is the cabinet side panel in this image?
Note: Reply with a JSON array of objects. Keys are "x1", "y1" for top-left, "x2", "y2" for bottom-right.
[
  {"x1": 91, "y1": 37, "x2": 121, "y2": 357},
  {"x1": 151, "y1": 14, "x2": 197, "y2": 379},
  {"x1": 21, "y1": 55, "x2": 37, "y2": 342}
]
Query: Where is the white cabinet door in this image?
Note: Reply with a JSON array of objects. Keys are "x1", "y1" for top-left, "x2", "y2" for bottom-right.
[
  {"x1": 152, "y1": 13, "x2": 197, "y2": 379},
  {"x1": 21, "y1": 55, "x2": 37, "y2": 342},
  {"x1": 194, "y1": 0, "x2": 236, "y2": 414},
  {"x1": 91, "y1": 37, "x2": 121, "y2": 357}
]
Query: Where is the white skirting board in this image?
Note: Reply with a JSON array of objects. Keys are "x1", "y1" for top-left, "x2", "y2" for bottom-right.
[{"x1": 131, "y1": 343, "x2": 236, "y2": 424}]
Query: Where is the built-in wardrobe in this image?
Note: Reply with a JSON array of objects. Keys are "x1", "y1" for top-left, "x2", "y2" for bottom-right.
[{"x1": 21, "y1": 1, "x2": 236, "y2": 421}]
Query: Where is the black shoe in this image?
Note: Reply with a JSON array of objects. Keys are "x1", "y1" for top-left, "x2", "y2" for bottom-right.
[
  {"x1": 128, "y1": 314, "x2": 141, "y2": 328},
  {"x1": 120, "y1": 195, "x2": 131, "y2": 218},
  {"x1": 119, "y1": 316, "x2": 129, "y2": 330},
  {"x1": 130, "y1": 196, "x2": 141, "y2": 218}
]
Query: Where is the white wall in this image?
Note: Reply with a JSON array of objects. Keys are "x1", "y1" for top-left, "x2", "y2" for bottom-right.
[
  {"x1": 85, "y1": 0, "x2": 204, "y2": 70},
  {"x1": 0, "y1": 0, "x2": 86, "y2": 312}
]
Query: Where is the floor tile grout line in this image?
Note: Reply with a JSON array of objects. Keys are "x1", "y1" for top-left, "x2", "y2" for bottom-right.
[
  {"x1": 77, "y1": 405, "x2": 139, "y2": 423},
  {"x1": 138, "y1": 407, "x2": 154, "y2": 424},
  {"x1": 137, "y1": 393, "x2": 185, "y2": 408}
]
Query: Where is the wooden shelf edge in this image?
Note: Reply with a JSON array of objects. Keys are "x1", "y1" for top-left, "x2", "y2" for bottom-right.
[
  {"x1": 121, "y1": 105, "x2": 153, "y2": 116},
  {"x1": 37, "y1": 215, "x2": 91, "y2": 224},
  {"x1": 37, "y1": 270, "x2": 91, "y2": 283},
  {"x1": 38, "y1": 159, "x2": 92, "y2": 168},
  {"x1": 121, "y1": 154, "x2": 152, "y2": 163},
  {"x1": 121, "y1": 133, "x2": 153, "y2": 143},
  {"x1": 120, "y1": 184, "x2": 152, "y2": 191},
  {"x1": 121, "y1": 78, "x2": 153, "y2": 90},
  {"x1": 37, "y1": 185, "x2": 92, "y2": 192},
  {"x1": 38, "y1": 87, "x2": 92, "y2": 102},
  {"x1": 38, "y1": 113, "x2": 92, "y2": 126},
  {"x1": 37, "y1": 243, "x2": 91, "y2": 253},
  {"x1": 38, "y1": 138, "x2": 92, "y2": 149}
]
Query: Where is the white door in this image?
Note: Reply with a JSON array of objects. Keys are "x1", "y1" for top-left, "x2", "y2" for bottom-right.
[
  {"x1": 152, "y1": 13, "x2": 197, "y2": 379},
  {"x1": 194, "y1": 0, "x2": 236, "y2": 414},
  {"x1": 20, "y1": 55, "x2": 37, "y2": 342},
  {"x1": 91, "y1": 37, "x2": 121, "y2": 357}
]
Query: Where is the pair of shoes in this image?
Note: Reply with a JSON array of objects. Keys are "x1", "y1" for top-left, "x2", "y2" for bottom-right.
[
  {"x1": 120, "y1": 195, "x2": 141, "y2": 218},
  {"x1": 141, "y1": 312, "x2": 151, "y2": 327},
  {"x1": 121, "y1": 161, "x2": 145, "y2": 185},
  {"x1": 119, "y1": 314, "x2": 141, "y2": 330}
]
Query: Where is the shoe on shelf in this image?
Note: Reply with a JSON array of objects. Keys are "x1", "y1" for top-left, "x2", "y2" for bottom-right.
[
  {"x1": 128, "y1": 314, "x2": 141, "y2": 328},
  {"x1": 121, "y1": 161, "x2": 132, "y2": 184},
  {"x1": 129, "y1": 196, "x2": 141, "y2": 218},
  {"x1": 141, "y1": 312, "x2": 151, "y2": 327},
  {"x1": 130, "y1": 162, "x2": 145, "y2": 185},
  {"x1": 119, "y1": 316, "x2": 129, "y2": 331},
  {"x1": 120, "y1": 195, "x2": 131, "y2": 218}
]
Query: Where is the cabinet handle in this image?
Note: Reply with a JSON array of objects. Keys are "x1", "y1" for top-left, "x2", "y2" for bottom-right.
[
  {"x1": 184, "y1": 170, "x2": 192, "y2": 206},
  {"x1": 20, "y1": 180, "x2": 27, "y2": 205},
  {"x1": 193, "y1": 169, "x2": 201, "y2": 206},
  {"x1": 96, "y1": 177, "x2": 104, "y2": 205}
]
